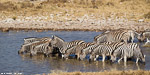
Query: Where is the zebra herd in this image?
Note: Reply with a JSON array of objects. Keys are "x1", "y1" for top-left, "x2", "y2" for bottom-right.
[{"x1": 18, "y1": 29, "x2": 148, "y2": 64}]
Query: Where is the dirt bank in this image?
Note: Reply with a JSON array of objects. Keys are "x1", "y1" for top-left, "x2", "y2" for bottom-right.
[
  {"x1": 0, "y1": 19, "x2": 150, "y2": 32},
  {"x1": 38, "y1": 70, "x2": 150, "y2": 75},
  {"x1": 0, "y1": 0, "x2": 150, "y2": 32}
]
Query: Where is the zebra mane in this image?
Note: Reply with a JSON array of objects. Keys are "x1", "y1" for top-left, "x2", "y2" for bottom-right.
[
  {"x1": 52, "y1": 35, "x2": 65, "y2": 42},
  {"x1": 24, "y1": 37, "x2": 37, "y2": 41}
]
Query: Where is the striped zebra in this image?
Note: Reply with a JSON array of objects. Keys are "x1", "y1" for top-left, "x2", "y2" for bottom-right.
[
  {"x1": 18, "y1": 38, "x2": 51, "y2": 54},
  {"x1": 94, "y1": 30, "x2": 138, "y2": 44},
  {"x1": 50, "y1": 35, "x2": 85, "y2": 56},
  {"x1": 137, "y1": 31, "x2": 150, "y2": 42},
  {"x1": 79, "y1": 43, "x2": 100, "y2": 60},
  {"x1": 111, "y1": 43, "x2": 146, "y2": 63},
  {"x1": 89, "y1": 42, "x2": 125, "y2": 62},
  {"x1": 144, "y1": 38, "x2": 150, "y2": 46},
  {"x1": 18, "y1": 41, "x2": 40, "y2": 54},
  {"x1": 24, "y1": 37, "x2": 51, "y2": 45},
  {"x1": 30, "y1": 40, "x2": 51, "y2": 56},
  {"x1": 62, "y1": 42, "x2": 94, "y2": 59}
]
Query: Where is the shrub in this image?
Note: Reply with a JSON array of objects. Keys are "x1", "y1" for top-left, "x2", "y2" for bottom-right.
[
  {"x1": 21, "y1": 2, "x2": 34, "y2": 8},
  {"x1": 144, "y1": 12, "x2": 150, "y2": 19},
  {"x1": 12, "y1": 16, "x2": 17, "y2": 20}
]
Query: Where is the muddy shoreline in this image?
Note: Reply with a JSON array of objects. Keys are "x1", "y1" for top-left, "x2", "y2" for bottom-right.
[{"x1": 0, "y1": 20, "x2": 150, "y2": 32}]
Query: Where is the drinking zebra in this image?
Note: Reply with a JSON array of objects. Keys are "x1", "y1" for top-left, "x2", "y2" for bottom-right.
[
  {"x1": 111, "y1": 43, "x2": 146, "y2": 64},
  {"x1": 89, "y1": 42, "x2": 125, "y2": 62},
  {"x1": 79, "y1": 43, "x2": 100, "y2": 60},
  {"x1": 62, "y1": 42, "x2": 94, "y2": 59},
  {"x1": 50, "y1": 35, "x2": 85, "y2": 57},
  {"x1": 18, "y1": 41, "x2": 40, "y2": 54},
  {"x1": 137, "y1": 31, "x2": 150, "y2": 42},
  {"x1": 30, "y1": 40, "x2": 52, "y2": 56},
  {"x1": 18, "y1": 38, "x2": 51, "y2": 54}
]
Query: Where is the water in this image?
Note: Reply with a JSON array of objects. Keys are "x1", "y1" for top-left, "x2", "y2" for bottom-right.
[{"x1": 0, "y1": 30, "x2": 150, "y2": 75}]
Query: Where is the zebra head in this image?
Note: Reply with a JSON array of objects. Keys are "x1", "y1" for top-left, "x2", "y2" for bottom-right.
[
  {"x1": 110, "y1": 55, "x2": 117, "y2": 62},
  {"x1": 144, "y1": 38, "x2": 150, "y2": 46},
  {"x1": 43, "y1": 46, "x2": 53, "y2": 57},
  {"x1": 18, "y1": 45, "x2": 29, "y2": 54},
  {"x1": 79, "y1": 53, "x2": 86, "y2": 60},
  {"x1": 140, "y1": 53, "x2": 146, "y2": 63},
  {"x1": 89, "y1": 53, "x2": 97, "y2": 62},
  {"x1": 62, "y1": 53, "x2": 69, "y2": 59},
  {"x1": 51, "y1": 35, "x2": 65, "y2": 49},
  {"x1": 137, "y1": 32, "x2": 146, "y2": 42}
]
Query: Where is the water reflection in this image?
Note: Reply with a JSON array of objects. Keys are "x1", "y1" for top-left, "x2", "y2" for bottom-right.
[{"x1": 19, "y1": 53, "x2": 146, "y2": 72}]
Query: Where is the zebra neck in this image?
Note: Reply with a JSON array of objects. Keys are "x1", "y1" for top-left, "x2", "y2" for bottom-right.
[{"x1": 59, "y1": 42, "x2": 67, "y2": 50}]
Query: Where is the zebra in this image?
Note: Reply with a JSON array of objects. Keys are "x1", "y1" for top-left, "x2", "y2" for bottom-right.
[
  {"x1": 18, "y1": 41, "x2": 40, "y2": 54},
  {"x1": 89, "y1": 42, "x2": 125, "y2": 62},
  {"x1": 144, "y1": 38, "x2": 150, "y2": 46},
  {"x1": 137, "y1": 31, "x2": 150, "y2": 42},
  {"x1": 79, "y1": 42, "x2": 112, "y2": 60},
  {"x1": 62, "y1": 42, "x2": 94, "y2": 59},
  {"x1": 94, "y1": 30, "x2": 138, "y2": 44},
  {"x1": 30, "y1": 40, "x2": 52, "y2": 56},
  {"x1": 50, "y1": 35, "x2": 85, "y2": 57},
  {"x1": 79, "y1": 43, "x2": 100, "y2": 60},
  {"x1": 24, "y1": 37, "x2": 51, "y2": 45},
  {"x1": 18, "y1": 39, "x2": 51, "y2": 54},
  {"x1": 111, "y1": 43, "x2": 146, "y2": 64}
]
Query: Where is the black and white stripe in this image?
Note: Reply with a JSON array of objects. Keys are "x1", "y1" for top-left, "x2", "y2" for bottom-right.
[
  {"x1": 30, "y1": 41, "x2": 51, "y2": 56},
  {"x1": 111, "y1": 43, "x2": 146, "y2": 63},
  {"x1": 18, "y1": 41, "x2": 40, "y2": 54},
  {"x1": 24, "y1": 37, "x2": 50, "y2": 45},
  {"x1": 79, "y1": 43, "x2": 100, "y2": 60},
  {"x1": 94, "y1": 30, "x2": 136, "y2": 44},
  {"x1": 62, "y1": 42, "x2": 94, "y2": 59},
  {"x1": 89, "y1": 42, "x2": 124, "y2": 62},
  {"x1": 50, "y1": 35, "x2": 85, "y2": 55}
]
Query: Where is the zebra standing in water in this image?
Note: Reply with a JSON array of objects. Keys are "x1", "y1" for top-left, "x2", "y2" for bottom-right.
[
  {"x1": 137, "y1": 31, "x2": 150, "y2": 42},
  {"x1": 50, "y1": 35, "x2": 85, "y2": 57},
  {"x1": 89, "y1": 42, "x2": 125, "y2": 62},
  {"x1": 18, "y1": 41, "x2": 40, "y2": 54},
  {"x1": 79, "y1": 43, "x2": 100, "y2": 60},
  {"x1": 94, "y1": 30, "x2": 137, "y2": 44},
  {"x1": 111, "y1": 43, "x2": 146, "y2": 64},
  {"x1": 18, "y1": 37, "x2": 51, "y2": 54},
  {"x1": 30, "y1": 39, "x2": 52, "y2": 56},
  {"x1": 62, "y1": 42, "x2": 95, "y2": 59},
  {"x1": 79, "y1": 42, "x2": 114, "y2": 60}
]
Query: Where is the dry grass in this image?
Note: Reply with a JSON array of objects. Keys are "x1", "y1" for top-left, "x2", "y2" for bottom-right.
[
  {"x1": 0, "y1": 0, "x2": 150, "y2": 21},
  {"x1": 37, "y1": 70, "x2": 150, "y2": 75}
]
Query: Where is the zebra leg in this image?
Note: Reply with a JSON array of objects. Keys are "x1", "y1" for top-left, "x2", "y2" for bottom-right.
[
  {"x1": 136, "y1": 58, "x2": 139, "y2": 63},
  {"x1": 62, "y1": 54, "x2": 64, "y2": 58},
  {"x1": 94, "y1": 55, "x2": 99, "y2": 61},
  {"x1": 102, "y1": 54, "x2": 105, "y2": 62},
  {"x1": 76, "y1": 53, "x2": 80, "y2": 60},
  {"x1": 96, "y1": 55, "x2": 99, "y2": 58},
  {"x1": 124, "y1": 56, "x2": 127, "y2": 63},
  {"x1": 123, "y1": 56, "x2": 127, "y2": 67},
  {"x1": 118, "y1": 58, "x2": 123, "y2": 63}
]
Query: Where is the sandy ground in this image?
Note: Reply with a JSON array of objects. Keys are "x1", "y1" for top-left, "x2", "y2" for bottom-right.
[
  {"x1": 36, "y1": 70, "x2": 150, "y2": 75},
  {"x1": 0, "y1": 19, "x2": 150, "y2": 32}
]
